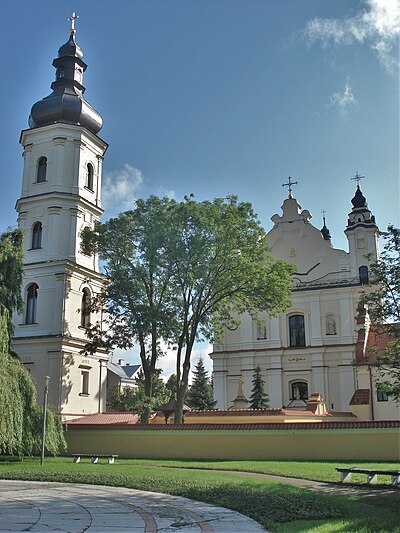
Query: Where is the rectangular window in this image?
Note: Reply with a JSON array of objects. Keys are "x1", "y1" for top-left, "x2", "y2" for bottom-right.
[
  {"x1": 80, "y1": 371, "x2": 89, "y2": 396},
  {"x1": 377, "y1": 390, "x2": 389, "y2": 402}
]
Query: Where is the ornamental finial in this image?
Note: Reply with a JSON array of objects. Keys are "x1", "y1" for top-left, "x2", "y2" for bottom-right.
[
  {"x1": 282, "y1": 176, "x2": 299, "y2": 198},
  {"x1": 68, "y1": 12, "x2": 79, "y2": 35},
  {"x1": 351, "y1": 171, "x2": 365, "y2": 187}
]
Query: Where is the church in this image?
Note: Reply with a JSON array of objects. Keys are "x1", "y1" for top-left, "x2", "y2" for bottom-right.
[
  {"x1": 11, "y1": 17, "x2": 399, "y2": 422},
  {"x1": 211, "y1": 178, "x2": 400, "y2": 420}
]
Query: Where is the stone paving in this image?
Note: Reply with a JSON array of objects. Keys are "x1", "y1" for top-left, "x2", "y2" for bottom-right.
[{"x1": 0, "y1": 480, "x2": 266, "y2": 532}]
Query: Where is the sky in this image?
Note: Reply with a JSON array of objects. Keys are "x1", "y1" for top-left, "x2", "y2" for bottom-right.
[{"x1": 1, "y1": 0, "x2": 399, "y2": 376}]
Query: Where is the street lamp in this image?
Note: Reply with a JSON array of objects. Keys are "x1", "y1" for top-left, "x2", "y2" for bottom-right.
[{"x1": 40, "y1": 376, "x2": 50, "y2": 465}]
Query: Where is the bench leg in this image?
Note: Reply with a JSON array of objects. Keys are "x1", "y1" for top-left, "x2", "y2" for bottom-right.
[
  {"x1": 341, "y1": 472, "x2": 352, "y2": 483},
  {"x1": 367, "y1": 473, "x2": 378, "y2": 484},
  {"x1": 108, "y1": 457, "x2": 115, "y2": 464},
  {"x1": 391, "y1": 475, "x2": 400, "y2": 486},
  {"x1": 91, "y1": 457, "x2": 99, "y2": 464},
  {"x1": 73, "y1": 456, "x2": 81, "y2": 463}
]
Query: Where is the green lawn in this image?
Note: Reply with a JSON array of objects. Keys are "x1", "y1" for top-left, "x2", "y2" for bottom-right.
[{"x1": 0, "y1": 457, "x2": 399, "y2": 532}]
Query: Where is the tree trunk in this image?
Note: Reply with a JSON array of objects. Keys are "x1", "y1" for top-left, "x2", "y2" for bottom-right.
[{"x1": 174, "y1": 340, "x2": 194, "y2": 423}]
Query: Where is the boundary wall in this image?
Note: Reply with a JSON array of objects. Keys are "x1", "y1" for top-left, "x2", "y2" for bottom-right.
[{"x1": 64, "y1": 421, "x2": 400, "y2": 461}]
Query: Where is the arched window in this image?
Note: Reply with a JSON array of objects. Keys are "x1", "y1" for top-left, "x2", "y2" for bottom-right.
[
  {"x1": 26, "y1": 283, "x2": 38, "y2": 324},
  {"x1": 81, "y1": 288, "x2": 91, "y2": 329},
  {"x1": 37, "y1": 157, "x2": 47, "y2": 182},
  {"x1": 289, "y1": 314, "x2": 305, "y2": 347},
  {"x1": 359, "y1": 266, "x2": 369, "y2": 285},
  {"x1": 86, "y1": 163, "x2": 94, "y2": 191},
  {"x1": 31, "y1": 222, "x2": 42, "y2": 249},
  {"x1": 290, "y1": 381, "x2": 308, "y2": 401}
]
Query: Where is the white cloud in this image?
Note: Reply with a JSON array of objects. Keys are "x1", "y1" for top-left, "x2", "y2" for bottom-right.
[
  {"x1": 102, "y1": 163, "x2": 144, "y2": 216},
  {"x1": 304, "y1": 0, "x2": 400, "y2": 72},
  {"x1": 327, "y1": 77, "x2": 358, "y2": 118}
]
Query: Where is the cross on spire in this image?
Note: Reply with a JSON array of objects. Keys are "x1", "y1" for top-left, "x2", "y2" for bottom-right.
[
  {"x1": 68, "y1": 12, "x2": 79, "y2": 35},
  {"x1": 351, "y1": 171, "x2": 365, "y2": 187},
  {"x1": 321, "y1": 210, "x2": 327, "y2": 225},
  {"x1": 282, "y1": 176, "x2": 298, "y2": 198}
]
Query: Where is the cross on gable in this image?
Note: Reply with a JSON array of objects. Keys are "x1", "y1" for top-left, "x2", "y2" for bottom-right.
[
  {"x1": 351, "y1": 171, "x2": 365, "y2": 186},
  {"x1": 282, "y1": 176, "x2": 298, "y2": 198},
  {"x1": 68, "y1": 12, "x2": 79, "y2": 34}
]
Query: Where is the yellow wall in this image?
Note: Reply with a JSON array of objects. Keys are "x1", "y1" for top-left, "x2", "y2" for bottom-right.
[{"x1": 65, "y1": 427, "x2": 400, "y2": 461}]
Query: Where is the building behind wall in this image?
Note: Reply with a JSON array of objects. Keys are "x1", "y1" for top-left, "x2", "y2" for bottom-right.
[
  {"x1": 12, "y1": 19, "x2": 109, "y2": 420},
  {"x1": 211, "y1": 183, "x2": 400, "y2": 420}
]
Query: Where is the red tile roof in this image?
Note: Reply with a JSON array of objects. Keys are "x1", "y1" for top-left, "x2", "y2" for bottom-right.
[
  {"x1": 349, "y1": 389, "x2": 370, "y2": 405},
  {"x1": 64, "y1": 420, "x2": 400, "y2": 431},
  {"x1": 67, "y1": 412, "x2": 141, "y2": 425}
]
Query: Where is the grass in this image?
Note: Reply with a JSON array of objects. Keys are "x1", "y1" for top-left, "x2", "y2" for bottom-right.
[{"x1": 0, "y1": 457, "x2": 399, "y2": 532}]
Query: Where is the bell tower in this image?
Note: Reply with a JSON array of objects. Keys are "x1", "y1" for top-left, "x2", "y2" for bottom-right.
[
  {"x1": 345, "y1": 173, "x2": 380, "y2": 283},
  {"x1": 12, "y1": 14, "x2": 109, "y2": 419}
]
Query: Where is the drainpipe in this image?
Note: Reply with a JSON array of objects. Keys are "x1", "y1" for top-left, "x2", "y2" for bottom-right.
[
  {"x1": 368, "y1": 365, "x2": 375, "y2": 421},
  {"x1": 98, "y1": 359, "x2": 102, "y2": 413}
]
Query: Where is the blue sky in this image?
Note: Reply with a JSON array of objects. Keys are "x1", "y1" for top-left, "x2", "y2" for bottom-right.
[{"x1": 2, "y1": 0, "x2": 399, "y2": 375}]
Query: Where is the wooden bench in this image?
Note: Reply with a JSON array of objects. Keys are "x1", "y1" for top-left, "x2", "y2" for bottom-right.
[
  {"x1": 336, "y1": 467, "x2": 400, "y2": 486},
  {"x1": 72, "y1": 454, "x2": 118, "y2": 464}
]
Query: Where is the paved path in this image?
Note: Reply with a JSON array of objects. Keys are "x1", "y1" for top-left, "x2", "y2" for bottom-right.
[
  {"x1": 0, "y1": 480, "x2": 266, "y2": 532},
  {"x1": 205, "y1": 470, "x2": 400, "y2": 499}
]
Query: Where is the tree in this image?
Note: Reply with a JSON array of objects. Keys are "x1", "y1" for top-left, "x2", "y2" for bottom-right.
[
  {"x1": 361, "y1": 225, "x2": 400, "y2": 402},
  {"x1": 186, "y1": 357, "x2": 216, "y2": 410},
  {"x1": 82, "y1": 195, "x2": 294, "y2": 424},
  {"x1": 81, "y1": 197, "x2": 178, "y2": 422},
  {"x1": 249, "y1": 366, "x2": 269, "y2": 409},
  {"x1": 107, "y1": 368, "x2": 170, "y2": 414},
  {"x1": 164, "y1": 195, "x2": 293, "y2": 422},
  {"x1": 0, "y1": 305, "x2": 66, "y2": 455},
  {"x1": 0, "y1": 229, "x2": 24, "y2": 339},
  {"x1": 165, "y1": 373, "x2": 178, "y2": 397}
]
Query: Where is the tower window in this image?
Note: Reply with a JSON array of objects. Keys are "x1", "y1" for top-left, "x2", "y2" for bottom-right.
[
  {"x1": 289, "y1": 314, "x2": 305, "y2": 347},
  {"x1": 80, "y1": 370, "x2": 89, "y2": 395},
  {"x1": 31, "y1": 222, "x2": 42, "y2": 249},
  {"x1": 86, "y1": 163, "x2": 94, "y2": 191},
  {"x1": 80, "y1": 288, "x2": 91, "y2": 329},
  {"x1": 58, "y1": 68, "x2": 65, "y2": 79},
  {"x1": 359, "y1": 266, "x2": 369, "y2": 285},
  {"x1": 37, "y1": 157, "x2": 47, "y2": 182},
  {"x1": 26, "y1": 283, "x2": 38, "y2": 324}
]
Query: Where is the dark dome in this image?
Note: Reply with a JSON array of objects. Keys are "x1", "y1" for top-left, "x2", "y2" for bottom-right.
[
  {"x1": 28, "y1": 32, "x2": 102, "y2": 135},
  {"x1": 351, "y1": 186, "x2": 367, "y2": 208},
  {"x1": 29, "y1": 91, "x2": 103, "y2": 134}
]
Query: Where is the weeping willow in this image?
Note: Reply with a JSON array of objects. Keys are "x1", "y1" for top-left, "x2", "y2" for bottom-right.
[{"x1": 0, "y1": 306, "x2": 66, "y2": 455}]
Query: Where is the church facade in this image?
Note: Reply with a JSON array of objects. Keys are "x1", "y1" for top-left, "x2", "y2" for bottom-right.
[
  {"x1": 211, "y1": 182, "x2": 400, "y2": 420},
  {"x1": 12, "y1": 19, "x2": 109, "y2": 419}
]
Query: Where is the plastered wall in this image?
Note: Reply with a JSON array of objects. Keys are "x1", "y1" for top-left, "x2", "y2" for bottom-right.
[{"x1": 65, "y1": 427, "x2": 400, "y2": 461}]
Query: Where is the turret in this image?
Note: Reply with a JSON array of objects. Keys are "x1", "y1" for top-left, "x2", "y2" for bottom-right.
[{"x1": 345, "y1": 173, "x2": 380, "y2": 283}]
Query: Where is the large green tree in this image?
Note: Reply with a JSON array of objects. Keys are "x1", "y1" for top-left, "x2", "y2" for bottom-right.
[
  {"x1": 249, "y1": 366, "x2": 270, "y2": 409},
  {"x1": 0, "y1": 305, "x2": 66, "y2": 455},
  {"x1": 81, "y1": 197, "x2": 177, "y2": 422},
  {"x1": 164, "y1": 195, "x2": 293, "y2": 423},
  {"x1": 361, "y1": 225, "x2": 400, "y2": 402},
  {"x1": 186, "y1": 357, "x2": 215, "y2": 410},
  {"x1": 0, "y1": 229, "x2": 24, "y2": 339},
  {"x1": 82, "y1": 195, "x2": 293, "y2": 423}
]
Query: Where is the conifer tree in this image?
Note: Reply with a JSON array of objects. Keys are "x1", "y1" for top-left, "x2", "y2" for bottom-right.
[
  {"x1": 249, "y1": 366, "x2": 269, "y2": 409},
  {"x1": 186, "y1": 357, "x2": 216, "y2": 410}
]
